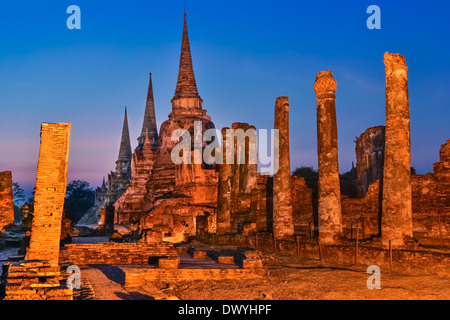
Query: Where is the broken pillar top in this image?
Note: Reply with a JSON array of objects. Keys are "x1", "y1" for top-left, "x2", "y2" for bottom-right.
[
  {"x1": 275, "y1": 96, "x2": 289, "y2": 112},
  {"x1": 231, "y1": 122, "x2": 256, "y2": 131},
  {"x1": 384, "y1": 52, "x2": 408, "y2": 73},
  {"x1": 314, "y1": 71, "x2": 337, "y2": 95}
]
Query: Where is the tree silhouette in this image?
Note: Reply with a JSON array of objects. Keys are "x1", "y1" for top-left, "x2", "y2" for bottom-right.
[
  {"x1": 12, "y1": 182, "x2": 25, "y2": 206},
  {"x1": 64, "y1": 180, "x2": 95, "y2": 223},
  {"x1": 292, "y1": 166, "x2": 357, "y2": 198}
]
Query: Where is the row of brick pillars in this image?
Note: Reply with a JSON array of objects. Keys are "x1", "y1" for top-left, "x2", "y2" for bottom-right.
[
  {"x1": 215, "y1": 52, "x2": 413, "y2": 248},
  {"x1": 311, "y1": 52, "x2": 413, "y2": 247}
]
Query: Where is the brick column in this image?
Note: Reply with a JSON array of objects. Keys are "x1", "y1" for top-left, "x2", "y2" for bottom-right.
[
  {"x1": 382, "y1": 52, "x2": 413, "y2": 247},
  {"x1": 217, "y1": 127, "x2": 232, "y2": 234},
  {"x1": 314, "y1": 71, "x2": 342, "y2": 245},
  {"x1": 273, "y1": 96, "x2": 294, "y2": 239},
  {"x1": 0, "y1": 171, "x2": 14, "y2": 230},
  {"x1": 244, "y1": 125, "x2": 258, "y2": 194},
  {"x1": 26, "y1": 123, "x2": 71, "y2": 266}
]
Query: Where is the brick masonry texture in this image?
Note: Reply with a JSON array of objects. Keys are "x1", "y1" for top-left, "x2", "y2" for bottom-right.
[
  {"x1": 0, "y1": 171, "x2": 14, "y2": 230},
  {"x1": 195, "y1": 233, "x2": 449, "y2": 275},
  {"x1": 3, "y1": 262, "x2": 73, "y2": 300},
  {"x1": 273, "y1": 97, "x2": 294, "y2": 239},
  {"x1": 355, "y1": 126, "x2": 385, "y2": 198},
  {"x1": 65, "y1": 242, "x2": 179, "y2": 265},
  {"x1": 26, "y1": 123, "x2": 71, "y2": 266},
  {"x1": 382, "y1": 52, "x2": 413, "y2": 248},
  {"x1": 314, "y1": 71, "x2": 343, "y2": 245},
  {"x1": 124, "y1": 267, "x2": 264, "y2": 287}
]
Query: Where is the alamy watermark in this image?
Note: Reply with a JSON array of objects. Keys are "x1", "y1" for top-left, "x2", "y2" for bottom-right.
[
  {"x1": 66, "y1": 265, "x2": 81, "y2": 290},
  {"x1": 171, "y1": 121, "x2": 280, "y2": 175},
  {"x1": 367, "y1": 5, "x2": 381, "y2": 30},
  {"x1": 366, "y1": 265, "x2": 381, "y2": 289},
  {"x1": 67, "y1": 5, "x2": 81, "y2": 30}
]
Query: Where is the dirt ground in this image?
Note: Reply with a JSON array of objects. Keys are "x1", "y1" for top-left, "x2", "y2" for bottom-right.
[
  {"x1": 152, "y1": 243, "x2": 450, "y2": 300},
  {"x1": 3, "y1": 241, "x2": 448, "y2": 300}
]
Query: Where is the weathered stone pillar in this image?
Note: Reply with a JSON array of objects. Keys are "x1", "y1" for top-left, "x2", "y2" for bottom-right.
[
  {"x1": 273, "y1": 96, "x2": 294, "y2": 239},
  {"x1": 216, "y1": 127, "x2": 232, "y2": 234},
  {"x1": 314, "y1": 71, "x2": 342, "y2": 245},
  {"x1": 26, "y1": 123, "x2": 71, "y2": 266},
  {"x1": 0, "y1": 171, "x2": 14, "y2": 230},
  {"x1": 105, "y1": 205, "x2": 115, "y2": 236},
  {"x1": 245, "y1": 125, "x2": 258, "y2": 194},
  {"x1": 99, "y1": 208, "x2": 106, "y2": 226},
  {"x1": 382, "y1": 52, "x2": 413, "y2": 247}
]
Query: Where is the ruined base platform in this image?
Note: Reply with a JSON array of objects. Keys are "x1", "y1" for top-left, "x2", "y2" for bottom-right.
[
  {"x1": 124, "y1": 251, "x2": 264, "y2": 287},
  {"x1": 196, "y1": 233, "x2": 450, "y2": 275},
  {"x1": 2, "y1": 261, "x2": 73, "y2": 300}
]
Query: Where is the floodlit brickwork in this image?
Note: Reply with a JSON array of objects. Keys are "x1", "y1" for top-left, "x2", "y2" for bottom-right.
[
  {"x1": 25, "y1": 123, "x2": 71, "y2": 266},
  {"x1": 0, "y1": 171, "x2": 14, "y2": 230}
]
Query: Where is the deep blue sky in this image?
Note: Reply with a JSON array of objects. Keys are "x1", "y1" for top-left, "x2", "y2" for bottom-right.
[{"x1": 0, "y1": 0, "x2": 449, "y2": 197}]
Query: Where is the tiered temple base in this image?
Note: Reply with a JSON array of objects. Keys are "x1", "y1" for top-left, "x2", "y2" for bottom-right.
[{"x1": 2, "y1": 261, "x2": 72, "y2": 300}]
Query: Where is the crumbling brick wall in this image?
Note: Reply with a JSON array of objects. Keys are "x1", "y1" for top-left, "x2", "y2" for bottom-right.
[
  {"x1": 226, "y1": 175, "x2": 313, "y2": 236},
  {"x1": 65, "y1": 242, "x2": 178, "y2": 265},
  {"x1": 411, "y1": 140, "x2": 450, "y2": 246},
  {"x1": 291, "y1": 176, "x2": 314, "y2": 235},
  {"x1": 341, "y1": 181, "x2": 381, "y2": 239},
  {"x1": 355, "y1": 126, "x2": 385, "y2": 198},
  {"x1": 0, "y1": 171, "x2": 14, "y2": 230},
  {"x1": 340, "y1": 139, "x2": 450, "y2": 246}
]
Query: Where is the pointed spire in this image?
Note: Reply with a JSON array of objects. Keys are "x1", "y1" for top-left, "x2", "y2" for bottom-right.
[
  {"x1": 138, "y1": 73, "x2": 158, "y2": 150},
  {"x1": 173, "y1": 13, "x2": 201, "y2": 101},
  {"x1": 102, "y1": 176, "x2": 106, "y2": 189},
  {"x1": 118, "y1": 107, "x2": 132, "y2": 161}
]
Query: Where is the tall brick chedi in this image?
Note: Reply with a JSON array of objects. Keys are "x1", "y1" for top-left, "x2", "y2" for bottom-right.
[
  {"x1": 314, "y1": 71, "x2": 342, "y2": 245},
  {"x1": 273, "y1": 96, "x2": 294, "y2": 239},
  {"x1": 26, "y1": 123, "x2": 71, "y2": 266},
  {"x1": 140, "y1": 13, "x2": 216, "y2": 239},
  {"x1": 382, "y1": 52, "x2": 413, "y2": 247}
]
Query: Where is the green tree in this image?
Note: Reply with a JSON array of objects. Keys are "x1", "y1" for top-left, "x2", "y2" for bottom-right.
[
  {"x1": 27, "y1": 187, "x2": 36, "y2": 204},
  {"x1": 12, "y1": 182, "x2": 25, "y2": 206},
  {"x1": 339, "y1": 170, "x2": 358, "y2": 198},
  {"x1": 292, "y1": 166, "x2": 357, "y2": 198},
  {"x1": 64, "y1": 180, "x2": 95, "y2": 223},
  {"x1": 292, "y1": 166, "x2": 319, "y2": 193}
]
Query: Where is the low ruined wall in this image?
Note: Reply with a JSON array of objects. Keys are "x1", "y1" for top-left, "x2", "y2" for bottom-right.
[
  {"x1": 341, "y1": 181, "x2": 381, "y2": 239},
  {"x1": 65, "y1": 242, "x2": 178, "y2": 265},
  {"x1": 291, "y1": 176, "x2": 314, "y2": 235},
  {"x1": 195, "y1": 234, "x2": 450, "y2": 275},
  {"x1": 125, "y1": 268, "x2": 264, "y2": 287},
  {"x1": 412, "y1": 174, "x2": 450, "y2": 247},
  {"x1": 341, "y1": 175, "x2": 450, "y2": 247}
]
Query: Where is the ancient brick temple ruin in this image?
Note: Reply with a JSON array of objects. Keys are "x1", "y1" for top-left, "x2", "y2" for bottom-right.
[
  {"x1": 355, "y1": 126, "x2": 385, "y2": 198},
  {"x1": 86, "y1": 14, "x2": 448, "y2": 255},
  {"x1": 1, "y1": 13, "x2": 448, "y2": 301}
]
